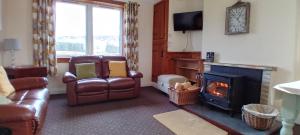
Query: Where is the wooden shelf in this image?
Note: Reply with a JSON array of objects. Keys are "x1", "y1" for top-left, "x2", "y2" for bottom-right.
[
  {"x1": 173, "y1": 58, "x2": 203, "y2": 61},
  {"x1": 171, "y1": 54, "x2": 204, "y2": 86},
  {"x1": 178, "y1": 67, "x2": 200, "y2": 71}
]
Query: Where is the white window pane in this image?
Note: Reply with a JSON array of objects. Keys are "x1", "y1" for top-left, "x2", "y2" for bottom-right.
[
  {"x1": 93, "y1": 7, "x2": 122, "y2": 56},
  {"x1": 55, "y1": 2, "x2": 87, "y2": 57}
]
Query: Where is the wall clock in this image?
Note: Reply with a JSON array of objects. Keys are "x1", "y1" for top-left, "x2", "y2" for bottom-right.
[{"x1": 225, "y1": 1, "x2": 251, "y2": 35}]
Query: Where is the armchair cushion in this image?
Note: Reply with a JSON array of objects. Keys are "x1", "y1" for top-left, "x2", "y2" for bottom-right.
[
  {"x1": 107, "y1": 78, "x2": 135, "y2": 90},
  {"x1": 0, "y1": 66, "x2": 15, "y2": 96},
  {"x1": 8, "y1": 88, "x2": 49, "y2": 101},
  {"x1": 10, "y1": 77, "x2": 48, "y2": 91},
  {"x1": 75, "y1": 63, "x2": 97, "y2": 79},
  {"x1": 109, "y1": 61, "x2": 127, "y2": 77}
]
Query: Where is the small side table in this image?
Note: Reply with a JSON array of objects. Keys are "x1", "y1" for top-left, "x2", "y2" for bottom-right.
[
  {"x1": 274, "y1": 81, "x2": 300, "y2": 135},
  {"x1": 4, "y1": 65, "x2": 47, "y2": 79}
]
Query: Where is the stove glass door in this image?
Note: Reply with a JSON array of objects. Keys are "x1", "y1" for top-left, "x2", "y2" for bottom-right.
[{"x1": 206, "y1": 81, "x2": 229, "y2": 99}]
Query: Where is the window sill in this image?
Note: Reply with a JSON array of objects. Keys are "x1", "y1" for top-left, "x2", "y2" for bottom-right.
[
  {"x1": 57, "y1": 54, "x2": 124, "y2": 63},
  {"x1": 57, "y1": 57, "x2": 70, "y2": 63}
]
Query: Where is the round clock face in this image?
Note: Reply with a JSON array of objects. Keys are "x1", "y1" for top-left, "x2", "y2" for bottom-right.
[{"x1": 229, "y1": 7, "x2": 247, "y2": 33}]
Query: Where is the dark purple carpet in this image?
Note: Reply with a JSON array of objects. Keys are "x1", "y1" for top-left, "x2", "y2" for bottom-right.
[
  {"x1": 41, "y1": 87, "x2": 177, "y2": 135},
  {"x1": 40, "y1": 86, "x2": 300, "y2": 135}
]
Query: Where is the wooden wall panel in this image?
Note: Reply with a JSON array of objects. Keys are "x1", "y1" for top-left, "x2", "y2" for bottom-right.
[{"x1": 152, "y1": 0, "x2": 169, "y2": 82}]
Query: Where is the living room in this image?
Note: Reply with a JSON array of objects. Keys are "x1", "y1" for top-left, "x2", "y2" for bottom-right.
[{"x1": 0, "y1": 0, "x2": 300, "y2": 135}]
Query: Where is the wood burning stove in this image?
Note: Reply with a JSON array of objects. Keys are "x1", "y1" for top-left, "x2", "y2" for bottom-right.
[{"x1": 201, "y1": 72, "x2": 244, "y2": 116}]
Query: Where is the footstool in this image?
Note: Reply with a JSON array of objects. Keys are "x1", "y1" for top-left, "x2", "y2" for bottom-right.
[{"x1": 156, "y1": 74, "x2": 188, "y2": 94}]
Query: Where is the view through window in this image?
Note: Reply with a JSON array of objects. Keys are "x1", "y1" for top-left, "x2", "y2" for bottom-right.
[
  {"x1": 55, "y1": 2, "x2": 122, "y2": 57},
  {"x1": 93, "y1": 7, "x2": 122, "y2": 56},
  {"x1": 56, "y1": 2, "x2": 86, "y2": 56}
]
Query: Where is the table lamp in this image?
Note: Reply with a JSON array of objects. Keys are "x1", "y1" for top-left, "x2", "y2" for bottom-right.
[{"x1": 3, "y1": 38, "x2": 21, "y2": 67}]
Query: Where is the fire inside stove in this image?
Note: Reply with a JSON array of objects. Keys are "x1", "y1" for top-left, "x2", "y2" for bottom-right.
[{"x1": 207, "y1": 82, "x2": 229, "y2": 98}]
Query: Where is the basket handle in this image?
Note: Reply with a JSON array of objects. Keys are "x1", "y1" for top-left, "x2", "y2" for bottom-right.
[
  {"x1": 241, "y1": 106, "x2": 245, "y2": 122},
  {"x1": 168, "y1": 87, "x2": 174, "y2": 91}
]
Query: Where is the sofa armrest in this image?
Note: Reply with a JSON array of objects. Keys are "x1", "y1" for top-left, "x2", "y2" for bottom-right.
[
  {"x1": 129, "y1": 71, "x2": 143, "y2": 78},
  {"x1": 63, "y1": 72, "x2": 77, "y2": 83},
  {"x1": 0, "y1": 104, "x2": 36, "y2": 123},
  {"x1": 10, "y1": 77, "x2": 48, "y2": 91}
]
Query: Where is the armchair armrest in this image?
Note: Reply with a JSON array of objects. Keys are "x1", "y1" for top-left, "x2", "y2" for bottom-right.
[
  {"x1": 129, "y1": 71, "x2": 143, "y2": 78},
  {"x1": 10, "y1": 77, "x2": 48, "y2": 91},
  {"x1": 63, "y1": 72, "x2": 77, "y2": 83},
  {"x1": 0, "y1": 104, "x2": 36, "y2": 123}
]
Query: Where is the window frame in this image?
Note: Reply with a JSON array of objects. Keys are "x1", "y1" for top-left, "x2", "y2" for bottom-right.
[{"x1": 55, "y1": 0, "x2": 125, "y2": 63}]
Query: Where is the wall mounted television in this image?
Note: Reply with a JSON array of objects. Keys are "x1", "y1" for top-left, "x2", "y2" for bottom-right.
[{"x1": 173, "y1": 11, "x2": 203, "y2": 32}]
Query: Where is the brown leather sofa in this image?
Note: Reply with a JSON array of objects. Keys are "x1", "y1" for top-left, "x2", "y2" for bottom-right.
[
  {"x1": 0, "y1": 77, "x2": 49, "y2": 135},
  {"x1": 63, "y1": 56, "x2": 143, "y2": 106}
]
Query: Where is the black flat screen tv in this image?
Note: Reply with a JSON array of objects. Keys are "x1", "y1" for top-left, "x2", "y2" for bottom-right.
[{"x1": 173, "y1": 11, "x2": 203, "y2": 32}]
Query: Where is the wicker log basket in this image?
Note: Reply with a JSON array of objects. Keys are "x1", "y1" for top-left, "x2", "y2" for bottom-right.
[
  {"x1": 168, "y1": 87, "x2": 199, "y2": 105},
  {"x1": 242, "y1": 104, "x2": 279, "y2": 130}
]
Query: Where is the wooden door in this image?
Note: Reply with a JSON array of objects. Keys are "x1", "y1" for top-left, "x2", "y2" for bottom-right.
[
  {"x1": 152, "y1": 40, "x2": 162, "y2": 80},
  {"x1": 152, "y1": 0, "x2": 168, "y2": 82}
]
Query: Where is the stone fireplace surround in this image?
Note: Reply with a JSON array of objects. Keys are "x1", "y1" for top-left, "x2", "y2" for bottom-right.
[{"x1": 204, "y1": 62, "x2": 277, "y2": 105}]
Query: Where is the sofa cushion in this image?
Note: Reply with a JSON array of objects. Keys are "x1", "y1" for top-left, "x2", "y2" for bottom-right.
[
  {"x1": 108, "y1": 61, "x2": 127, "y2": 77},
  {"x1": 8, "y1": 88, "x2": 49, "y2": 101},
  {"x1": 77, "y1": 78, "x2": 108, "y2": 93},
  {"x1": 75, "y1": 63, "x2": 97, "y2": 79},
  {"x1": 0, "y1": 66, "x2": 15, "y2": 97},
  {"x1": 107, "y1": 78, "x2": 135, "y2": 90},
  {"x1": 102, "y1": 56, "x2": 128, "y2": 78},
  {"x1": 69, "y1": 56, "x2": 102, "y2": 78}
]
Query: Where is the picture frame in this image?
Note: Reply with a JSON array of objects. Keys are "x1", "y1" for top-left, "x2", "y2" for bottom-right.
[{"x1": 225, "y1": 1, "x2": 251, "y2": 35}]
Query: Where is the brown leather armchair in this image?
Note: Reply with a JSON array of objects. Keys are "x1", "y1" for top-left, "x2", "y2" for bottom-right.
[
  {"x1": 63, "y1": 56, "x2": 143, "y2": 106},
  {"x1": 0, "y1": 77, "x2": 49, "y2": 135}
]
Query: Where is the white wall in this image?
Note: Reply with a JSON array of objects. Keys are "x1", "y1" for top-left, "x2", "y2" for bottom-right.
[
  {"x1": 295, "y1": 0, "x2": 300, "y2": 123},
  {"x1": 202, "y1": 0, "x2": 300, "y2": 123},
  {"x1": 202, "y1": 0, "x2": 298, "y2": 85},
  {"x1": 296, "y1": 43, "x2": 300, "y2": 80},
  {"x1": 1, "y1": 0, "x2": 33, "y2": 66},
  {"x1": 134, "y1": 0, "x2": 154, "y2": 86},
  {"x1": 168, "y1": 0, "x2": 203, "y2": 52},
  {"x1": 296, "y1": 0, "x2": 300, "y2": 80},
  {"x1": 0, "y1": 0, "x2": 155, "y2": 94},
  {"x1": 0, "y1": 0, "x2": 4, "y2": 65},
  {"x1": 0, "y1": 0, "x2": 2, "y2": 31}
]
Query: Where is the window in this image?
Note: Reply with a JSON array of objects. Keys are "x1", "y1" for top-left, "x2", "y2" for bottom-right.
[
  {"x1": 93, "y1": 7, "x2": 122, "y2": 55},
  {"x1": 56, "y1": 2, "x2": 86, "y2": 56},
  {"x1": 55, "y1": 1, "x2": 123, "y2": 57}
]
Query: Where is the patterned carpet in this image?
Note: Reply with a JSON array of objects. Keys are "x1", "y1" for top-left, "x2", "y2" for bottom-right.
[{"x1": 41, "y1": 87, "x2": 177, "y2": 135}]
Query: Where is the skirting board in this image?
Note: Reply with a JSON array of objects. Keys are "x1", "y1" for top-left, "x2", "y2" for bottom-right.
[{"x1": 49, "y1": 89, "x2": 66, "y2": 95}]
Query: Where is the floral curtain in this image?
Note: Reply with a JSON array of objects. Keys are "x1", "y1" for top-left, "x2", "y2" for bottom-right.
[
  {"x1": 32, "y1": 0, "x2": 57, "y2": 76},
  {"x1": 124, "y1": 2, "x2": 139, "y2": 71}
]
